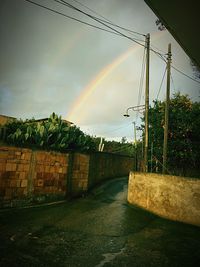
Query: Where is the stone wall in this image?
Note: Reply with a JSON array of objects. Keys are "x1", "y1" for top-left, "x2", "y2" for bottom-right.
[
  {"x1": 128, "y1": 172, "x2": 200, "y2": 226},
  {"x1": 88, "y1": 152, "x2": 134, "y2": 188},
  {"x1": 0, "y1": 147, "x2": 69, "y2": 207},
  {"x1": 71, "y1": 153, "x2": 90, "y2": 196},
  {"x1": 0, "y1": 146, "x2": 134, "y2": 207}
]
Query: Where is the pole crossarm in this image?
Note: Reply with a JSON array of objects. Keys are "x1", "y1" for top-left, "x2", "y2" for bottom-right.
[{"x1": 124, "y1": 105, "x2": 145, "y2": 117}]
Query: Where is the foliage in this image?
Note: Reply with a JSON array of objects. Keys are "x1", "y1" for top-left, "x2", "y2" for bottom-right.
[
  {"x1": 4, "y1": 113, "x2": 96, "y2": 152},
  {"x1": 92, "y1": 136, "x2": 137, "y2": 157},
  {"x1": 141, "y1": 92, "x2": 200, "y2": 175}
]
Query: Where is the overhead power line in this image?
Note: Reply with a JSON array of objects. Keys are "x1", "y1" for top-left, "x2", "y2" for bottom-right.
[
  {"x1": 101, "y1": 123, "x2": 132, "y2": 136},
  {"x1": 54, "y1": 0, "x2": 146, "y2": 47},
  {"x1": 24, "y1": 0, "x2": 130, "y2": 37},
  {"x1": 152, "y1": 50, "x2": 200, "y2": 84},
  {"x1": 69, "y1": 0, "x2": 146, "y2": 38},
  {"x1": 171, "y1": 65, "x2": 200, "y2": 84},
  {"x1": 24, "y1": 0, "x2": 200, "y2": 85},
  {"x1": 170, "y1": 73, "x2": 177, "y2": 94},
  {"x1": 156, "y1": 66, "x2": 167, "y2": 99},
  {"x1": 136, "y1": 46, "x2": 146, "y2": 122}
]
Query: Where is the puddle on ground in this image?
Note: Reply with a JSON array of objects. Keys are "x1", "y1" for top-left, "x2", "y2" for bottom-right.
[{"x1": 95, "y1": 247, "x2": 125, "y2": 267}]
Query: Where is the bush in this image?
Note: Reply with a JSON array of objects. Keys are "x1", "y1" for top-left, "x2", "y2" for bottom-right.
[{"x1": 4, "y1": 113, "x2": 96, "y2": 152}]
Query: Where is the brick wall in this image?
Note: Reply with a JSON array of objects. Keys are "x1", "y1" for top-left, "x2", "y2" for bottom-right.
[
  {"x1": 0, "y1": 146, "x2": 134, "y2": 207},
  {"x1": 71, "y1": 153, "x2": 90, "y2": 196},
  {"x1": 128, "y1": 172, "x2": 200, "y2": 226},
  {"x1": 0, "y1": 147, "x2": 69, "y2": 207}
]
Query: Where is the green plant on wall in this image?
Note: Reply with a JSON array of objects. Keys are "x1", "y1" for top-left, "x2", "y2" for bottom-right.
[{"x1": 4, "y1": 112, "x2": 96, "y2": 152}]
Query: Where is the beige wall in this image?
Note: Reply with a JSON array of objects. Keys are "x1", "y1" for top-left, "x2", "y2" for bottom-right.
[
  {"x1": 0, "y1": 115, "x2": 15, "y2": 126},
  {"x1": 128, "y1": 172, "x2": 200, "y2": 226}
]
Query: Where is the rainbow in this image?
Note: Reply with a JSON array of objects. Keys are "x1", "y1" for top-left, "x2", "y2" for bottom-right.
[{"x1": 66, "y1": 31, "x2": 166, "y2": 124}]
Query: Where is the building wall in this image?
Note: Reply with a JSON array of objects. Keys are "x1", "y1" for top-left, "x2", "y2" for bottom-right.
[
  {"x1": 0, "y1": 115, "x2": 16, "y2": 126},
  {"x1": 0, "y1": 146, "x2": 134, "y2": 207},
  {"x1": 128, "y1": 172, "x2": 200, "y2": 226}
]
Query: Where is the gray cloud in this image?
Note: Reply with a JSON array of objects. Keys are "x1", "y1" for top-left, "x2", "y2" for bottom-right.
[{"x1": 0, "y1": 0, "x2": 199, "y2": 139}]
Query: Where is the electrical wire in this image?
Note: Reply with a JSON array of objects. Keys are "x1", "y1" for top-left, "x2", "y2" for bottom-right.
[
  {"x1": 170, "y1": 73, "x2": 176, "y2": 94},
  {"x1": 100, "y1": 123, "x2": 132, "y2": 136},
  {"x1": 24, "y1": 0, "x2": 131, "y2": 37},
  {"x1": 171, "y1": 65, "x2": 200, "y2": 84},
  {"x1": 70, "y1": 0, "x2": 146, "y2": 38},
  {"x1": 24, "y1": 0, "x2": 200, "y2": 94},
  {"x1": 55, "y1": 0, "x2": 146, "y2": 47},
  {"x1": 152, "y1": 49, "x2": 200, "y2": 84},
  {"x1": 156, "y1": 66, "x2": 167, "y2": 99},
  {"x1": 136, "y1": 46, "x2": 146, "y2": 122}
]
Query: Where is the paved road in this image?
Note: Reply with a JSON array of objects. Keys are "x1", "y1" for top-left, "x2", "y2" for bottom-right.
[{"x1": 0, "y1": 177, "x2": 200, "y2": 267}]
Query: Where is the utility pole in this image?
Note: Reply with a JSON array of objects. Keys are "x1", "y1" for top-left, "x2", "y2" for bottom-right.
[
  {"x1": 133, "y1": 122, "x2": 137, "y2": 171},
  {"x1": 144, "y1": 33, "x2": 150, "y2": 172},
  {"x1": 163, "y1": 43, "x2": 172, "y2": 174}
]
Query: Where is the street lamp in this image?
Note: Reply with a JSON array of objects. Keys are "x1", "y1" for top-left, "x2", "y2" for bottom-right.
[
  {"x1": 123, "y1": 105, "x2": 145, "y2": 117},
  {"x1": 123, "y1": 105, "x2": 145, "y2": 172}
]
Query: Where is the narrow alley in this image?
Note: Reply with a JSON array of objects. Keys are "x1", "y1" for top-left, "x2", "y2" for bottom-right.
[{"x1": 0, "y1": 177, "x2": 200, "y2": 267}]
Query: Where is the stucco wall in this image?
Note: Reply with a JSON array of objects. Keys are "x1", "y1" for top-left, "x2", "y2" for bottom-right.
[{"x1": 128, "y1": 172, "x2": 200, "y2": 226}]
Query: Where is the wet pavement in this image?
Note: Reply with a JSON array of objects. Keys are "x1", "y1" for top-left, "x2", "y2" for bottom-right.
[{"x1": 0, "y1": 176, "x2": 200, "y2": 267}]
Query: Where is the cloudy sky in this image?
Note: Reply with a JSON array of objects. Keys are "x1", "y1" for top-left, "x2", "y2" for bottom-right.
[{"x1": 0, "y1": 0, "x2": 199, "y2": 141}]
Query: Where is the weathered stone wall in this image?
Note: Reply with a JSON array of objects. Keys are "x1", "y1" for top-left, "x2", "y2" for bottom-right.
[
  {"x1": 128, "y1": 172, "x2": 200, "y2": 226},
  {"x1": 0, "y1": 147, "x2": 69, "y2": 207},
  {"x1": 88, "y1": 152, "x2": 134, "y2": 188},
  {"x1": 71, "y1": 153, "x2": 90, "y2": 196},
  {"x1": 0, "y1": 146, "x2": 134, "y2": 207}
]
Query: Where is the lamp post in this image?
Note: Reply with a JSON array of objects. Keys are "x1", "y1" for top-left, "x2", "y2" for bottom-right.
[
  {"x1": 123, "y1": 105, "x2": 145, "y2": 171},
  {"x1": 123, "y1": 105, "x2": 145, "y2": 118}
]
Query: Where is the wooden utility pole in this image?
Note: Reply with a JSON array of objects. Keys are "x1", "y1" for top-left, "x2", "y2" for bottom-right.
[
  {"x1": 144, "y1": 33, "x2": 150, "y2": 172},
  {"x1": 163, "y1": 43, "x2": 172, "y2": 174},
  {"x1": 133, "y1": 122, "x2": 137, "y2": 171}
]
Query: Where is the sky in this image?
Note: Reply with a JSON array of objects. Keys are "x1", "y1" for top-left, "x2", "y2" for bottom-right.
[{"x1": 0, "y1": 0, "x2": 199, "y2": 142}]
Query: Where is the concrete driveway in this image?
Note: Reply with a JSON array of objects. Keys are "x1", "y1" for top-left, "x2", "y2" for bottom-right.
[{"x1": 0, "y1": 177, "x2": 200, "y2": 267}]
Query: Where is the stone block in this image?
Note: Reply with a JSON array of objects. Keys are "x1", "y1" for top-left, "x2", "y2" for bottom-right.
[
  {"x1": 0, "y1": 163, "x2": 6, "y2": 172},
  {"x1": 0, "y1": 152, "x2": 9, "y2": 159},
  {"x1": 23, "y1": 164, "x2": 30, "y2": 172},
  {"x1": 36, "y1": 172, "x2": 43, "y2": 179},
  {"x1": 5, "y1": 188, "x2": 12, "y2": 199},
  {"x1": 9, "y1": 180, "x2": 16, "y2": 187},
  {"x1": 53, "y1": 173, "x2": 59, "y2": 179},
  {"x1": 45, "y1": 165, "x2": 50, "y2": 173},
  {"x1": 36, "y1": 153, "x2": 43, "y2": 161},
  {"x1": 21, "y1": 180, "x2": 28, "y2": 188},
  {"x1": 62, "y1": 166, "x2": 67, "y2": 174},
  {"x1": 6, "y1": 163, "x2": 13, "y2": 172},
  {"x1": 19, "y1": 172, "x2": 26, "y2": 180},
  {"x1": 37, "y1": 179, "x2": 44, "y2": 187},
  {"x1": 50, "y1": 166, "x2": 55, "y2": 173},
  {"x1": 24, "y1": 153, "x2": 31, "y2": 161},
  {"x1": 58, "y1": 167, "x2": 63, "y2": 174},
  {"x1": 17, "y1": 164, "x2": 24, "y2": 171}
]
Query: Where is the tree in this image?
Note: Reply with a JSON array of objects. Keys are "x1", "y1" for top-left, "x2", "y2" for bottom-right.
[{"x1": 141, "y1": 93, "x2": 200, "y2": 176}]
